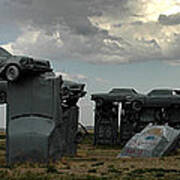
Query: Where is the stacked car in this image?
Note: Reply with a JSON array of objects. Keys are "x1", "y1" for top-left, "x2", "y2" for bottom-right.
[
  {"x1": 0, "y1": 47, "x2": 86, "y2": 164},
  {"x1": 92, "y1": 88, "x2": 180, "y2": 145}
]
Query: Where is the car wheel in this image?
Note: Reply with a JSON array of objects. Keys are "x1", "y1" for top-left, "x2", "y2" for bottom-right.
[
  {"x1": 131, "y1": 100, "x2": 142, "y2": 111},
  {"x1": 5, "y1": 65, "x2": 20, "y2": 82},
  {"x1": 154, "y1": 108, "x2": 161, "y2": 121}
]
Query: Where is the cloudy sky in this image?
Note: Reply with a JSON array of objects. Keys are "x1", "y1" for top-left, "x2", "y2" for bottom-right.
[{"x1": 1, "y1": 0, "x2": 180, "y2": 126}]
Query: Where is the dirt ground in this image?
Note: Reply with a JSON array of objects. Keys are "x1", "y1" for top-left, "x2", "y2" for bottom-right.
[{"x1": 0, "y1": 134, "x2": 180, "y2": 180}]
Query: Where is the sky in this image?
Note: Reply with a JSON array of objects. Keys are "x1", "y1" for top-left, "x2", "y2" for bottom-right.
[{"x1": 1, "y1": 0, "x2": 180, "y2": 126}]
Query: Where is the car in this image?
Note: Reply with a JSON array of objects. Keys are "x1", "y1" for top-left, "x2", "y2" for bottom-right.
[
  {"x1": 0, "y1": 47, "x2": 52, "y2": 81},
  {"x1": 91, "y1": 88, "x2": 145, "y2": 110},
  {"x1": 61, "y1": 80, "x2": 86, "y2": 106},
  {"x1": 144, "y1": 88, "x2": 180, "y2": 108}
]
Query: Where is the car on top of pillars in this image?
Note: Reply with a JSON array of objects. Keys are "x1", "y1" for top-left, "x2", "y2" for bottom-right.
[
  {"x1": 128, "y1": 88, "x2": 180, "y2": 112},
  {"x1": 0, "y1": 47, "x2": 52, "y2": 82},
  {"x1": 61, "y1": 80, "x2": 86, "y2": 106},
  {"x1": 92, "y1": 88, "x2": 180, "y2": 112},
  {"x1": 144, "y1": 88, "x2": 180, "y2": 108},
  {"x1": 91, "y1": 88, "x2": 145, "y2": 110}
]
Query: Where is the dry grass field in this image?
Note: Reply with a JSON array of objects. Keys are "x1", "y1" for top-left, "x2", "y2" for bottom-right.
[{"x1": 0, "y1": 134, "x2": 180, "y2": 180}]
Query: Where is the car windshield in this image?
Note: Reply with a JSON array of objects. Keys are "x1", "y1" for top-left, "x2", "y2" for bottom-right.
[
  {"x1": 0, "y1": 47, "x2": 12, "y2": 58},
  {"x1": 148, "y1": 90, "x2": 173, "y2": 96}
]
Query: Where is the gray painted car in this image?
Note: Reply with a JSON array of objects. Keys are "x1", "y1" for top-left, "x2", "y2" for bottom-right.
[
  {"x1": 128, "y1": 89, "x2": 180, "y2": 110},
  {"x1": 123, "y1": 88, "x2": 180, "y2": 110},
  {"x1": 0, "y1": 47, "x2": 52, "y2": 81},
  {"x1": 145, "y1": 89, "x2": 180, "y2": 107},
  {"x1": 91, "y1": 88, "x2": 145, "y2": 111},
  {"x1": 62, "y1": 80, "x2": 86, "y2": 106}
]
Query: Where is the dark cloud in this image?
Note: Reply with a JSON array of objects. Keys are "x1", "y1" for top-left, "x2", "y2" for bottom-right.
[
  {"x1": 10, "y1": 0, "x2": 33, "y2": 6},
  {"x1": 158, "y1": 13, "x2": 180, "y2": 25},
  {"x1": 2, "y1": 0, "x2": 180, "y2": 65}
]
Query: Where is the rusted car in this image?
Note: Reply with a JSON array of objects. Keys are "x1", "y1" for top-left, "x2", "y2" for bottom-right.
[
  {"x1": 91, "y1": 88, "x2": 145, "y2": 111},
  {"x1": 131, "y1": 89, "x2": 180, "y2": 110},
  {"x1": 61, "y1": 80, "x2": 86, "y2": 106},
  {"x1": 0, "y1": 47, "x2": 52, "y2": 81}
]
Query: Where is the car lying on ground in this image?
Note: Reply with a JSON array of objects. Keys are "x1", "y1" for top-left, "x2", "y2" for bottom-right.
[
  {"x1": 61, "y1": 80, "x2": 86, "y2": 106},
  {"x1": 118, "y1": 123, "x2": 180, "y2": 158},
  {"x1": 91, "y1": 88, "x2": 145, "y2": 110},
  {"x1": 0, "y1": 47, "x2": 52, "y2": 81}
]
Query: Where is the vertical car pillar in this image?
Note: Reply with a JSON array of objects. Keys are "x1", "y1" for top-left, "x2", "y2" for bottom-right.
[
  {"x1": 63, "y1": 105, "x2": 79, "y2": 156},
  {"x1": 61, "y1": 80, "x2": 86, "y2": 155},
  {"x1": 94, "y1": 101, "x2": 118, "y2": 145},
  {"x1": 6, "y1": 73, "x2": 63, "y2": 164},
  {"x1": 119, "y1": 103, "x2": 140, "y2": 145}
]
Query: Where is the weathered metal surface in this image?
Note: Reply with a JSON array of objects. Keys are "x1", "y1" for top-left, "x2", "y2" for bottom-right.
[
  {"x1": 60, "y1": 80, "x2": 86, "y2": 155},
  {"x1": 93, "y1": 102, "x2": 118, "y2": 145},
  {"x1": 92, "y1": 88, "x2": 180, "y2": 146},
  {"x1": 63, "y1": 106, "x2": 79, "y2": 156},
  {"x1": 8, "y1": 116, "x2": 54, "y2": 162},
  {"x1": 6, "y1": 72, "x2": 63, "y2": 164},
  {"x1": 0, "y1": 47, "x2": 86, "y2": 163},
  {"x1": 118, "y1": 124, "x2": 180, "y2": 158},
  {"x1": 62, "y1": 80, "x2": 86, "y2": 106}
]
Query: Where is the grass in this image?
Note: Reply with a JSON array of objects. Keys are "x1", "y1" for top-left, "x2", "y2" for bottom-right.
[{"x1": 0, "y1": 132, "x2": 180, "y2": 179}]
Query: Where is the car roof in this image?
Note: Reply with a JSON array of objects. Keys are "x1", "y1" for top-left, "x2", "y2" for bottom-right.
[
  {"x1": 109, "y1": 88, "x2": 138, "y2": 94},
  {"x1": 147, "y1": 89, "x2": 174, "y2": 96}
]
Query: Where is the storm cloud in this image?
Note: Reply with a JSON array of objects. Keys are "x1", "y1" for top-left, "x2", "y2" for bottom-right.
[
  {"x1": 159, "y1": 13, "x2": 180, "y2": 25},
  {"x1": 2, "y1": 0, "x2": 180, "y2": 64}
]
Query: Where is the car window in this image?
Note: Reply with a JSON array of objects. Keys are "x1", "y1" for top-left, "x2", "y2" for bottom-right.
[
  {"x1": 109, "y1": 88, "x2": 138, "y2": 95},
  {"x1": 0, "y1": 47, "x2": 12, "y2": 57},
  {"x1": 148, "y1": 90, "x2": 173, "y2": 96},
  {"x1": 132, "y1": 89, "x2": 138, "y2": 94},
  {"x1": 174, "y1": 90, "x2": 180, "y2": 96}
]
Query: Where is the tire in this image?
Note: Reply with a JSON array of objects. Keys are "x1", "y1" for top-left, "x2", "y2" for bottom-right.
[
  {"x1": 5, "y1": 65, "x2": 20, "y2": 82},
  {"x1": 131, "y1": 100, "x2": 142, "y2": 111},
  {"x1": 154, "y1": 108, "x2": 169, "y2": 123},
  {"x1": 154, "y1": 109, "x2": 161, "y2": 121},
  {"x1": 161, "y1": 108, "x2": 169, "y2": 122}
]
